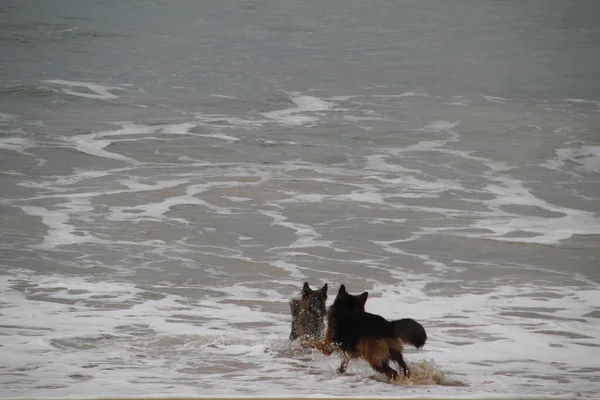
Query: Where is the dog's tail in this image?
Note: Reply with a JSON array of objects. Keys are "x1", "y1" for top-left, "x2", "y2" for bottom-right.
[{"x1": 392, "y1": 318, "x2": 427, "y2": 348}]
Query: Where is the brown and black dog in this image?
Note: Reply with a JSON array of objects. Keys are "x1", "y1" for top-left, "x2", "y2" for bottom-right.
[
  {"x1": 289, "y1": 282, "x2": 328, "y2": 344},
  {"x1": 312, "y1": 284, "x2": 426, "y2": 381}
]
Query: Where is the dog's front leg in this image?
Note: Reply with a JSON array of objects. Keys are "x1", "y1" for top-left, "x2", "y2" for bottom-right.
[
  {"x1": 310, "y1": 325, "x2": 335, "y2": 355},
  {"x1": 309, "y1": 339, "x2": 334, "y2": 356},
  {"x1": 337, "y1": 354, "x2": 351, "y2": 374}
]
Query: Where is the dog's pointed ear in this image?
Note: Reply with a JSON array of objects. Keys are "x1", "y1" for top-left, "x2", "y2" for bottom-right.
[
  {"x1": 302, "y1": 282, "x2": 311, "y2": 296},
  {"x1": 359, "y1": 291, "x2": 368, "y2": 307},
  {"x1": 338, "y1": 284, "x2": 347, "y2": 296},
  {"x1": 321, "y1": 283, "x2": 328, "y2": 295}
]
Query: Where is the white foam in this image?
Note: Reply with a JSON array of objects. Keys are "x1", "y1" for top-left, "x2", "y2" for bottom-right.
[
  {"x1": 0, "y1": 137, "x2": 35, "y2": 152},
  {"x1": 107, "y1": 183, "x2": 233, "y2": 223},
  {"x1": 62, "y1": 121, "x2": 239, "y2": 163},
  {"x1": 44, "y1": 79, "x2": 126, "y2": 100},
  {"x1": 259, "y1": 209, "x2": 333, "y2": 250},
  {"x1": 337, "y1": 190, "x2": 385, "y2": 205},
  {"x1": 63, "y1": 123, "x2": 161, "y2": 162},
  {"x1": 20, "y1": 200, "x2": 98, "y2": 249},
  {"x1": 69, "y1": 135, "x2": 138, "y2": 163},
  {"x1": 363, "y1": 154, "x2": 416, "y2": 173},
  {"x1": 55, "y1": 26, "x2": 79, "y2": 33},
  {"x1": 161, "y1": 122, "x2": 240, "y2": 141},
  {"x1": 343, "y1": 115, "x2": 387, "y2": 122},
  {"x1": 564, "y1": 98, "x2": 600, "y2": 107},
  {"x1": 0, "y1": 112, "x2": 14, "y2": 121},
  {"x1": 17, "y1": 169, "x2": 108, "y2": 191},
  {"x1": 277, "y1": 193, "x2": 330, "y2": 203},
  {"x1": 262, "y1": 109, "x2": 320, "y2": 126},
  {"x1": 194, "y1": 113, "x2": 266, "y2": 128},
  {"x1": 387, "y1": 120, "x2": 461, "y2": 152},
  {"x1": 290, "y1": 95, "x2": 336, "y2": 112},
  {"x1": 354, "y1": 118, "x2": 598, "y2": 245},
  {"x1": 262, "y1": 95, "x2": 337, "y2": 126},
  {"x1": 160, "y1": 122, "x2": 197, "y2": 135},
  {"x1": 546, "y1": 144, "x2": 600, "y2": 174},
  {"x1": 467, "y1": 176, "x2": 600, "y2": 244},
  {"x1": 482, "y1": 95, "x2": 509, "y2": 103},
  {"x1": 326, "y1": 95, "x2": 358, "y2": 101},
  {"x1": 422, "y1": 121, "x2": 461, "y2": 132},
  {"x1": 116, "y1": 177, "x2": 189, "y2": 192},
  {"x1": 14, "y1": 174, "x2": 219, "y2": 249},
  {"x1": 2, "y1": 268, "x2": 597, "y2": 398},
  {"x1": 372, "y1": 92, "x2": 430, "y2": 98},
  {"x1": 209, "y1": 94, "x2": 236, "y2": 99},
  {"x1": 268, "y1": 260, "x2": 305, "y2": 279},
  {"x1": 95, "y1": 122, "x2": 161, "y2": 137},
  {"x1": 198, "y1": 132, "x2": 240, "y2": 141},
  {"x1": 223, "y1": 196, "x2": 252, "y2": 202}
]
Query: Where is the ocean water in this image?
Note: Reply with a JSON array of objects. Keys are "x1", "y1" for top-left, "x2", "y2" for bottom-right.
[{"x1": 1, "y1": 1, "x2": 599, "y2": 398}]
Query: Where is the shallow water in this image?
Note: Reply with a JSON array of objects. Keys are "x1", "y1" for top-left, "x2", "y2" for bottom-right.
[{"x1": 1, "y1": 1, "x2": 599, "y2": 398}]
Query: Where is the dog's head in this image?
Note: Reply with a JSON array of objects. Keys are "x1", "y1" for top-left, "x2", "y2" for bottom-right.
[
  {"x1": 331, "y1": 284, "x2": 368, "y2": 312},
  {"x1": 296, "y1": 282, "x2": 328, "y2": 318},
  {"x1": 289, "y1": 282, "x2": 328, "y2": 342}
]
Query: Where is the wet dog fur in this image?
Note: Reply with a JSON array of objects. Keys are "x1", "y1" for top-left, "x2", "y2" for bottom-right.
[
  {"x1": 289, "y1": 282, "x2": 328, "y2": 344},
  {"x1": 312, "y1": 284, "x2": 427, "y2": 381}
]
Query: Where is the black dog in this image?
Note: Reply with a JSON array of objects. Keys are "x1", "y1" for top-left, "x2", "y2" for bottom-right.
[{"x1": 313, "y1": 284, "x2": 426, "y2": 380}]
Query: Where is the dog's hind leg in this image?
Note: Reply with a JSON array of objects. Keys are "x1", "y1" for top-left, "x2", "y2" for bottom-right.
[
  {"x1": 359, "y1": 338, "x2": 399, "y2": 381},
  {"x1": 367, "y1": 358, "x2": 398, "y2": 381},
  {"x1": 390, "y1": 348, "x2": 409, "y2": 378}
]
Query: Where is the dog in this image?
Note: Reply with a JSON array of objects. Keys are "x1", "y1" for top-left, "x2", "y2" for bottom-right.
[
  {"x1": 312, "y1": 284, "x2": 426, "y2": 381},
  {"x1": 289, "y1": 282, "x2": 328, "y2": 344}
]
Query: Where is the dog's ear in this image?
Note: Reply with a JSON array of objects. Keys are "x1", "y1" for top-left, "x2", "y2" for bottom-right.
[
  {"x1": 358, "y1": 291, "x2": 368, "y2": 307},
  {"x1": 320, "y1": 283, "x2": 328, "y2": 295},
  {"x1": 302, "y1": 282, "x2": 311, "y2": 296},
  {"x1": 337, "y1": 284, "x2": 347, "y2": 296}
]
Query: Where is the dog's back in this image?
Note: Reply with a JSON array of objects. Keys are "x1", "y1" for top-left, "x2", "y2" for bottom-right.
[{"x1": 289, "y1": 282, "x2": 328, "y2": 342}]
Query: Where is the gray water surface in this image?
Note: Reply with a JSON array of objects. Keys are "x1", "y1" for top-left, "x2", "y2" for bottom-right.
[{"x1": 1, "y1": 1, "x2": 599, "y2": 398}]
